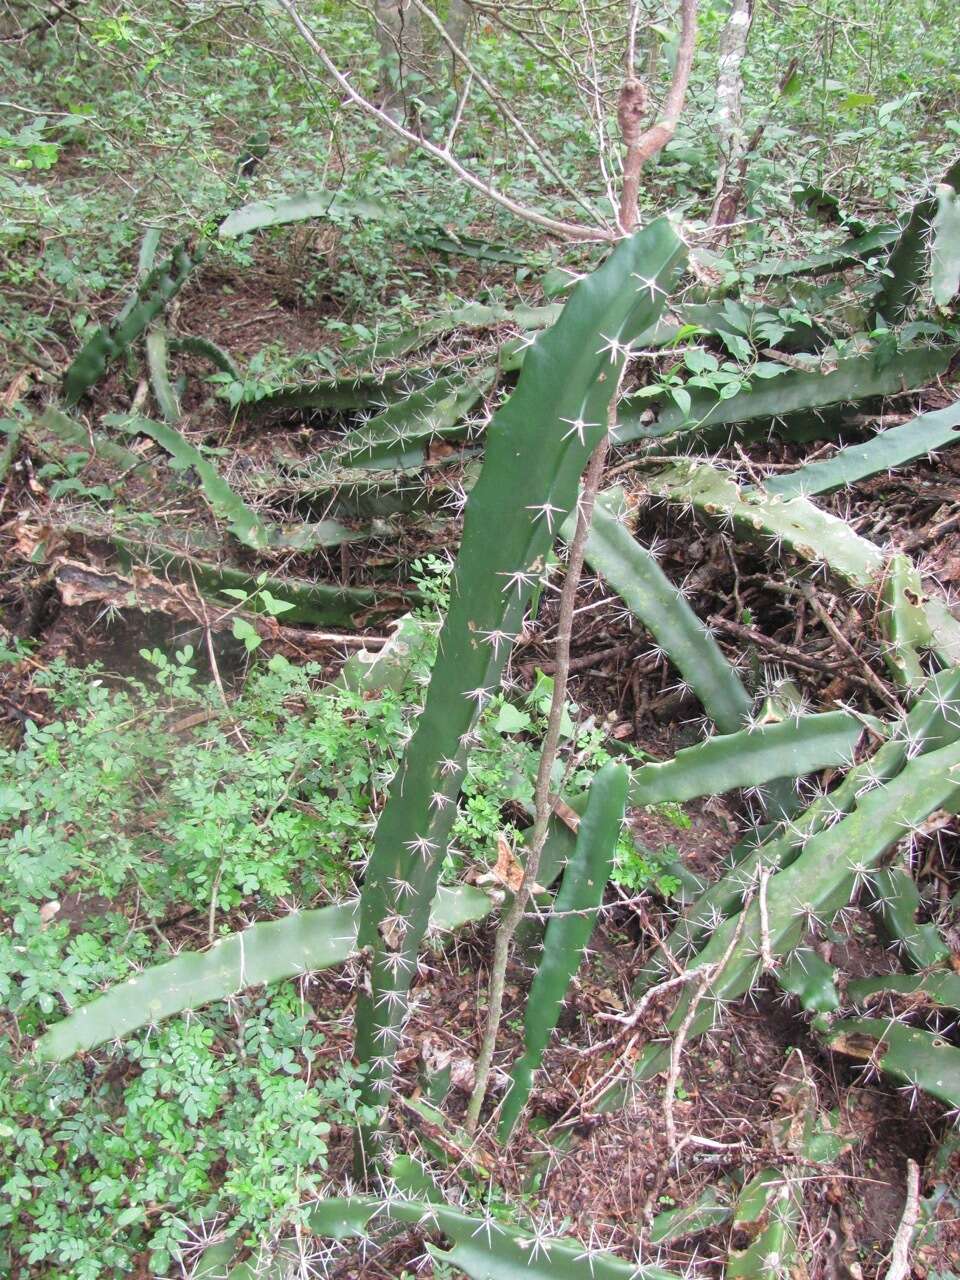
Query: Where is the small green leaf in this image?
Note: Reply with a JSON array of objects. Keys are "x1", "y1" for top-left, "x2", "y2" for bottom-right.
[
  {"x1": 684, "y1": 349, "x2": 719, "y2": 375},
  {"x1": 259, "y1": 589, "x2": 295, "y2": 617},
  {"x1": 494, "y1": 703, "x2": 532, "y2": 734},
  {"x1": 232, "y1": 618, "x2": 262, "y2": 652},
  {"x1": 670, "y1": 386, "x2": 692, "y2": 415}
]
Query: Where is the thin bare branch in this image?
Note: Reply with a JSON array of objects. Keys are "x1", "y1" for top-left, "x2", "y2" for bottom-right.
[
  {"x1": 464, "y1": 421, "x2": 616, "y2": 1135},
  {"x1": 275, "y1": 0, "x2": 610, "y2": 243}
]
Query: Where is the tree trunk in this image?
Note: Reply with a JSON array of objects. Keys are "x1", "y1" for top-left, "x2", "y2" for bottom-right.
[
  {"x1": 709, "y1": 0, "x2": 753, "y2": 239},
  {"x1": 445, "y1": 0, "x2": 471, "y2": 57},
  {"x1": 374, "y1": 0, "x2": 422, "y2": 124}
]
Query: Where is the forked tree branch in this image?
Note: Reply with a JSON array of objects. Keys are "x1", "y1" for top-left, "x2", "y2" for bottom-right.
[
  {"x1": 619, "y1": 0, "x2": 699, "y2": 231},
  {"x1": 275, "y1": 0, "x2": 611, "y2": 242}
]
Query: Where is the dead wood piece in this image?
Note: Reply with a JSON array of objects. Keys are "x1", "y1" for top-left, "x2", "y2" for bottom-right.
[
  {"x1": 884, "y1": 1159, "x2": 920, "y2": 1280},
  {"x1": 48, "y1": 558, "x2": 380, "y2": 653}
]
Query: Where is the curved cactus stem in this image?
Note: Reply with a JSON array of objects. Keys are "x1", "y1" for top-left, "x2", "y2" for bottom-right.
[
  {"x1": 650, "y1": 1186, "x2": 732, "y2": 1245},
  {"x1": 776, "y1": 948, "x2": 839, "y2": 1013},
  {"x1": 62, "y1": 237, "x2": 206, "y2": 406},
  {"x1": 499, "y1": 762, "x2": 628, "y2": 1141},
  {"x1": 925, "y1": 598, "x2": 960, "y2": 667},
  {"x1": 33, "y1": 885, "x2": 493, "y2": 1061},
  {"x1": 643, "y1": 458, "x2": 884, "y2": 584},
  {"x1": 726, "y1": 1169, "x2": 802, "y2": 1280},
  {"x1": 169, "y1": 334, "x2": 242, "y2": 381},
  {"x1": 867, "y1": 865, "x2": 952, "y2": 970},
  {"x1": 372, "y1": 300, "x2": 563, "y2": 361},
  {"x1": 642, "y1": 458, "x2": 953, "y2": 682},
  {"x1": 145, "y1": 326, "x2": 181, "y2": 422},
  {"x1": 218, "y1": 190, "x2": 388, "y2": 237},
  {"x1": 878, "y1": 554, "x2": 933, "y2": 690},
  {"x1": 932, "y1": 182, "x2": 960, "y2": 306},
  {"x1": 761, "y1": 398, "x2": 960, "y2": 499},
  {"x1": 197, "y1": 1185, "x2": 686, "y2": 1277},
  {"x1": 628, "y1": 711, "x2": 870, "y2": 808},
  {"x1": 616, "y1": 344, "x2": 958, "y2": 443},
  {"x1": 823, "y1": 1018, "x2": 960, "y2": 1111},
  {"x1": 32, "y1": 406, "x2": 149, "y2": 477},
  {"x1": 352, "y1": 219, "x2": 687, "y2": 1130},
  {"x1": 244, "y1": 369, "x2": 415, "y2": 415},
  {"x1": 873, "y1": 156, "x2": 960, "y2": 325},
  {"x1": 569, "y1": 487, "x2": 752, "y2": 732},
  {"x1": 627, "y1": 735, "x2": 960, "y2": 1084},
  {"x1": 106, "y1": 412, "x2": 364, "y2": 553},
  {"x1": 337, "y1": 368, "x2": 495, "y2": 468},
  {"x1": 116, "y1": 534, "x2": 388, "y2": 625},
  {"x1": 339, "y1": 613, "x2": 436, "y2": 695},
  {"x1": 137, "y1": 226, "x2": 161, "y2": 278},
  {"x1": 108, "y1": 412, "x2": 271, "y2": 551},
  {"x1": 847, "y1": 969, "x2": 960, "y2": 1011},
  {"x1": 641, "y1": 668, "x2": 960, "y2": 981},
  {"x1": 751, "y1": 224, "x2": 898, "y2": 278},
  {"x1": 308, "y1": 1194, "x2": 682, "y2": 1280}
]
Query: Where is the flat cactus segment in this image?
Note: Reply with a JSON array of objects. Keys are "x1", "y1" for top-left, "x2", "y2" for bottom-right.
[
  {"x1": 109, "y1": 412, "x2": 271, "y2": 551},
  {"x1": 571, "y1": 487, "x2": 751, "y2": 732},
  {"x1": 62, "y1": 237, "x2": 205, "y2": 406},
  {"x1": 617, "y1": 345, "x2": 957, "y2": 443},
  {"x1": 628, "y1": 711, "x2": 868, "y2": 808},
  {"x1": 34, "y1": 885, "x2": 492, "y2": 1061},
  {"x1": 643, "y1": 458, "x2": 884, "y2": 585},
  {"x1": 873, "y1": 156, "x2": 960, "y2": 324},
  {"x1": 632, "y1": 735, "x2": 960, "y2": 1076},
  {"x1": 823, "y1": 1018, "x2": 960, "y2": 1110},
  {"x1": 761, "y1": 398, "x2": 960, "y2": 499},
  {"x1": 499, "y1": 762, "x2": 628, "y2": 1139},
  {"x1": 337, "y1": 368, "x2": 496, "y2": 467}
]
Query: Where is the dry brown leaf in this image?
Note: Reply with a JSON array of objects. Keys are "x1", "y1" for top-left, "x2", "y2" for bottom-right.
[{"x1": 481, "y1": 833, "x2": 545, "y2": 895}]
